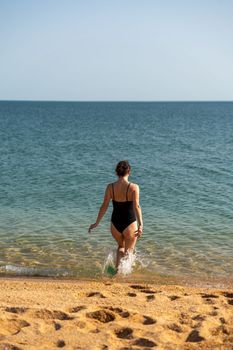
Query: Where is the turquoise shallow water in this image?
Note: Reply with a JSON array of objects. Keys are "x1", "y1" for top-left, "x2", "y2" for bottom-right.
[{"x1": 0, "y1": 101, "x2": 232, "y2": 279}]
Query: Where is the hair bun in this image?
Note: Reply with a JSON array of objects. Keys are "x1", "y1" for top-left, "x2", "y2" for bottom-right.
[{"x1": 115, "y1": 160, "x2": 131, "y2": 177}]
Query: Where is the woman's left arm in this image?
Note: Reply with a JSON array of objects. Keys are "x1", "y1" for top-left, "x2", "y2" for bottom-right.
[{"x1": 88, "y1": 184, "x2": 111, "y2": 233}]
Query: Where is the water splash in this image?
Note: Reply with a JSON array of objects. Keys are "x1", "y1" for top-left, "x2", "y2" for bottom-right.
[
  {"x1": 117, "y1": 250, "x2": 137, "y2": 276},
  {"x1": 102, "y1": 249, "x2": 117, "y2": 276},
  {"x1": 102, "y1": 248, "x2": 150, "y2": 277}
]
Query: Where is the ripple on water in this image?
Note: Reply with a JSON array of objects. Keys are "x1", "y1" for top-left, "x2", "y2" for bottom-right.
[{"x1": 0, "y1": 102, "x2": 233, "y2": 279}]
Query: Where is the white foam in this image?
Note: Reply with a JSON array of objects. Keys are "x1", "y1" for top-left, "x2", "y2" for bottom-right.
[
  {"x1": 0, "y1": 264, "x2": 69, "y2": 277},
  {"x1": 102, "y1": 248, "x2": 150, "y2": 276},
  {"x1": 102, "y1": 249, "x2": 117, "y2": 274},
  {"x1": 117, "y1": 250, "x2": 137, "y2": 275}
]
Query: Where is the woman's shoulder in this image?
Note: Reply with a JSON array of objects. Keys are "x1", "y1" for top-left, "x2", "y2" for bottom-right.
[
  {"x1": 107, "y1": 181, "x2": 116, "y2": 187},
  {"x1": 129, "y1": 182, "x2": 139, "y2": 191},
  {"x1": 106, "y1": 181, "x2": 139, "y2": 190},
  {"x1": 106, "y1": 182, "x2": 116, "y2": 191}
]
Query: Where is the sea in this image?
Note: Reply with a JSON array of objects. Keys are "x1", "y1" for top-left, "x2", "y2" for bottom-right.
[{"x1": 0, "y1": 101, "x2": 232, "y2": 283}]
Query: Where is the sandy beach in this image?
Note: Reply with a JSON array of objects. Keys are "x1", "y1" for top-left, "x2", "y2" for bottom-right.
[{"x1": 0, "y1": 277, "x2": 232, "y2": 350}]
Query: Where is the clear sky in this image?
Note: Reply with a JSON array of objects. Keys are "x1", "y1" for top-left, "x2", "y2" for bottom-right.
[{"x1": 0, "y1": 0, "x2": 232, "y2": 101}]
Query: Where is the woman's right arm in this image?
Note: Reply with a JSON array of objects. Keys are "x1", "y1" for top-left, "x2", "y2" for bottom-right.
[
  {"x1": 88, "y1": 184, "x2": 111, "y2": 233},
  {"x1": 133, "y1": 184, "x2": 143, "y2": 237}
]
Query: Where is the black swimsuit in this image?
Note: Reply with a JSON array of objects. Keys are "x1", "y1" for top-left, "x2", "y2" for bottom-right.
[{"x1": 111, "y1": 182, "x2": 137, "y2": 234}]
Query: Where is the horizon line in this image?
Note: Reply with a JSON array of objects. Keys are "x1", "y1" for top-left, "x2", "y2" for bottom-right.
[{"x1": 0, "y1": 99, "x2": 233, "y2": 103}]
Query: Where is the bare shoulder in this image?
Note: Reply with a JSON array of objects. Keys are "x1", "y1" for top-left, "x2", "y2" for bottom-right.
[
  {"x1": 130, "y1": 182, "x2": 139, "y2": 192},
  {"x1": 103, "y1": 183, "x2": 112, "y2": 200},
  {"x1": 106, "y1": 183, "x2": 112, "y2": 192}
]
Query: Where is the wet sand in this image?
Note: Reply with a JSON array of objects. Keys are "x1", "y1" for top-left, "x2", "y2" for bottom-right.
[{"x1": 0, "y1": 276, "x2": 233, "y2": 349}]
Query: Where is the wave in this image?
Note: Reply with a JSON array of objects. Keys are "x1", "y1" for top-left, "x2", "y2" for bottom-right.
[{"x1": 0, "y1": 264, "x2": 69, "y2": 277}]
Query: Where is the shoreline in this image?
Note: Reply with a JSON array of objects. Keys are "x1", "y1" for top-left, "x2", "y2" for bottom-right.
[
  {"x1": 1, "y1": 273, "x2": 233, "y2": 289},
  {"x1": 0, "y1": 277, "x2": 233, "y2": 349}
]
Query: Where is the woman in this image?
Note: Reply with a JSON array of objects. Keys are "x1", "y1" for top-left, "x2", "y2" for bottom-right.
[{"x1": 88, "y1": 160, "x2": 143, "y2": 271}]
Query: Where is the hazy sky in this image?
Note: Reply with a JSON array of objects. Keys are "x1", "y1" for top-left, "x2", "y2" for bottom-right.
[{"x1": 0, "y1": 0, "x2": 233, "y2": 101}]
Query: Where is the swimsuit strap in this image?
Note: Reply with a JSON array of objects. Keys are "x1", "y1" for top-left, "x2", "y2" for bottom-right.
[
  {"x1": 126, "y1": 183, "x2": 131, "y2": 201},
  {"x1": 112, "y1": 183, "x2": 115, "y2": 200}
]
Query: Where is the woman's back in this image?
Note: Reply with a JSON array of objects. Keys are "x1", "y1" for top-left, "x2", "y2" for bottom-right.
[
  {"x1": 111, "y1": 181, "x2": 134, "y2": 202},
  {"x1": 111, "y1": 181, "x2": 136, "y2": 234}
]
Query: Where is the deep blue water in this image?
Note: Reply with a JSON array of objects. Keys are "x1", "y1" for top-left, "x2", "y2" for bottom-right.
[{"x1": 0, "y1": 101, "x2": 232, "y2": 279}]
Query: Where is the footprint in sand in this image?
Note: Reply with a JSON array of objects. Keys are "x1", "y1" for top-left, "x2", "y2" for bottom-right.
[
  {"x1": 169, "y1": 295, "x2": 180, "y2": 301},
  {"x1": 146, "y1": 295, "x2": 155, "y2": 302},
  {"x1": 167, "y1": 323, "x2": 183, "y2": 333},
  {"x1": 5, "y1": 307, "x2": 28, "y2": 314},
  {"x1": 186, "y1": 330, "x2": 205, "y2": 342},
  {"x1": 222, "y1": 292, "x2": 233, "y2": 298},
  {"x1": 68, "y1": 305, "x2": 87, "y2": 313},
  {"x1": 219, "y1": 293, "x2": 233, "y2": 305},
  {"x1": 143, "y1": 315, "x2": 156, "y2": 325},
  {"x1": 114, "y1": 327, "x2": 133, "y2": 339},
  {"x1": 192, "y1": 314, "x2": 206, "y2": 321},
  {"x1": 130, "y1": 285, "x2": 146, "y2": 290},
  {"x1": 203, "y1": 298, "x2": 215, "y2": 305},
  {"x1": 127, "y1": 292, "x2": 137, "y2": 297},
  {"x1": 201, "y1": 293, "x2": 219, "y2": 299},
  {"x1": 87, "y1": 292, "x2": 106, "y2": 298},
  {"x1": 130, "y1": 286, "x2": 157, "y2": 295},
  {"x1": 54, "y1": 322, "x2": 62, "y2": 330},
  {"x1": 133, "y1": 337, "x2": 157, "y2": 347},
  {"x1": 104, "y1": 307, "x2": 129, "y2": 318},
  {"x1": 140, "y1": 289, "x2": 157, "y2": 294},
  {"x1": 86, "y1": 310, "x2": 115, "y2": 323},
  {"x1": 130, "y1": 285, "x2": 160, "y2": 295},
  {"x1": 31, "y1": 309, "x2": 72, "y2": 320},
  {"x1": 56, "y1": 339, "x2": 66, "y2": 348}
]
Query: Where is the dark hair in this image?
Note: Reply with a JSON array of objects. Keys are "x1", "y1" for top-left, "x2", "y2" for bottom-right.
[{"x1": 115, "y1": 160, "x2": 131, "y2": 177}]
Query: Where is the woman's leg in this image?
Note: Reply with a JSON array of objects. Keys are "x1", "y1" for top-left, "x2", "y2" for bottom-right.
[
  {"x1": 111, "y1": 223, "x2": 125, "y2": 269},
  {"x1": 122, "y1": 221, "x2": 138, "y2": 255}
]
